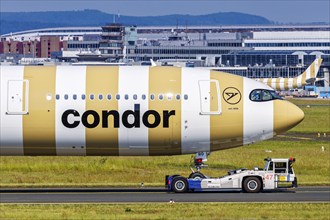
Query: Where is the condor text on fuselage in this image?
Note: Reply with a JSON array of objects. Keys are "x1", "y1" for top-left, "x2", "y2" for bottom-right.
[{"x1": 62, "y1": 104, "x2": 175, "y2": 129}]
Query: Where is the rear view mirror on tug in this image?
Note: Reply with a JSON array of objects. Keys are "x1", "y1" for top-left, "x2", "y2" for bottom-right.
[{"x1": 166, "y1": 157, "x2": 297, "y2": 193}]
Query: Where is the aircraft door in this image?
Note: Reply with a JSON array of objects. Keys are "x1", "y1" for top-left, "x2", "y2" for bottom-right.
[
  {"x1": 6, "y1": 80, "x2": 29, "y2": 115},
  {"x1": 198, "y1": 80, "x2": 221, "y2": 115}
]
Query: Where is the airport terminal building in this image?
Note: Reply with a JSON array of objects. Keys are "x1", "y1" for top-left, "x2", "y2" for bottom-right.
[{"x1": 1, "y1": 24, "x2": 329, "y2": 81}]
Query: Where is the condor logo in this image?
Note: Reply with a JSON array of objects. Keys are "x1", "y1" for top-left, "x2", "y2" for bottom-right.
[
  {"x1": 223, "y1": 87, "x2": 241, "y2": 105},
  {"x1": 62, "y1": 104, "x2": 175, "y2": 129}
]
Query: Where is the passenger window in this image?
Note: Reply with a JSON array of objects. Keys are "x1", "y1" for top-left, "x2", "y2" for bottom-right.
[
  {"x1": 73, "y1": 94, "x2": 77, "y2": 100},
  {"x1": 90, "y1": 94, "x2": 94, "y2": 100},
  {"x1": 133, "y1": 94, "x2": 138, "y2": 100},
  {"x1": 116, "y1": 94, "x2": 120, "y2": 100},
  {"x1": 46, "y1": 93, "x2": 52, "y2": 101},
  {"x1": 107, "y1": 94, "x2": 111, "y2": 100},
  {"x1": 125, "y1": 94, "x2": 129, "y2": 100},
  {"x1": 99, "y1": 94, "x2": 103, "y2": 100},
  {"x1": 56, "y1": 94, "x2": 60, "y2": 100},
  {"x1": 81, "y1": 94, "x2": 86, "y2": 100},
  {"x1": 150, "y1": 94, "x2": 155, "y2": 100},
  {"x1": 158, "y1": 94, "x2": 164, "y2": 100},
  {"x1": 142, "y1": 94, "x2": 146, "y2": 100},
  {"x1": 167, "y1": 93, "x2": 173, "y2": 100},
  {"x1": 176, "y1": 94, "x2": 181, "y2": 100},
  {"x1": 64, "y1": 94, "x2": 69, "y2": 100},
  {"x1": 184, "y1": 94, "x2": 188, "y2": 100}
]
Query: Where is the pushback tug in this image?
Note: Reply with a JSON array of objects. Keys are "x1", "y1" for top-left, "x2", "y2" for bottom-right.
[{"x1": 166, "y1": 157, "x2": 297, "y2": 193}]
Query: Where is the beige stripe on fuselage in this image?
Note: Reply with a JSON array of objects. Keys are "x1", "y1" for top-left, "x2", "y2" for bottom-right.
[
  {"x1": 210, "y1": 71, "x2": 244, "y2": 151},
  {"x1": 148, "y1": 67, "x2": 181, "y2": 156},
  {"x1": 85, "y1": 66, "x2": 119, "y2": 156},
  {"x1": 275, "y1": 78, "x2": 281, "y2": 91},
  {"x1": 309, "y1": 61, "x2": 315, "y2": 79},
  {"x1": 23, "y1": 66, "x2": 56, "y2": 155},
  {"x1": 267, "y1": 78, "x2": 272, "y2": 88},
  {"x1": 293, "y1": 78, "x2": 298, "y2": 88},
  {"x1": 284, "y1": 78, "x2": 289, "y2": 90}
]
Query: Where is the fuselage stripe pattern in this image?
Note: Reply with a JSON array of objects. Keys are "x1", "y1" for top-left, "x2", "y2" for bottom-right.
[
  {"x1": 148, "y1": 67, "x2": 182, "y2": 156},
  {"x1": 23, "y1": 66, "x2": 57, "y2": 155},
  {"x1": 85, "y1": 66, "x2": 119, "y2": 156}
]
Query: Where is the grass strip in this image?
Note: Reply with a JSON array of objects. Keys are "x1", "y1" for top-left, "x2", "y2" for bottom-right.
[
  {"x1": 1, "y1": 140, "x2": 329, "y2": 187},
  {"x1": 1, "y1": 203, "x2": 329, "y2": 220}
]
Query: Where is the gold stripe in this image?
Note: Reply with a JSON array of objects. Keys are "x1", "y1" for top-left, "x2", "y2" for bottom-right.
[
  {"x1": 210, "y1": 82, "x2": 219, "y2": 112},
  {"x1": 210, "y1": 71, "x2": 243, "y2": 151},
  {"x1": 273, "y1": 100, "x2": 287, "y2": 134},
  {"x1": 267, "y1": 78, "x2": 272, "y2": 88},
  {"x1": 85, "y1": 66, "x2": 119, "y2": 156},
  {"x1": 275, "y1": 78, "x2": 281, "y2": 91},
  {"x1": 284, "y1": 78, "x2": 289, "y2": 90},
  {"x1": 23, "y1": 66, "x2": 56, "y2": 155},
  {"x1": 148, "y1": 67, "x2": 181, "y2": 156},
  {"x1": 301, "y1": 74, "x2": 306, "y2": 87},
  {"x1": 310, "y1": 60, "x2": 315, "y2": 78},
  {"x1": 318, "y1": 59, "x2": 322, "y2": 71},
  {"x1": 22, "y1": 82, "x2": 26, "y2": 111},
  {"x1": 293, "y1": 78, "x2": 298, "y2": 88},
  {"x1": 274, "y1": 100, "x2": 304, "y2": 135},
  {"x1": 301, "y1": 69, "x2": 307, "y2": 87}
]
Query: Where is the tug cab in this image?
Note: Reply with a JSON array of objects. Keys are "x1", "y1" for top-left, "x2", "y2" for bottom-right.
[{"x1": 264, "y1": 157, "x2": 297, "y2": 189}]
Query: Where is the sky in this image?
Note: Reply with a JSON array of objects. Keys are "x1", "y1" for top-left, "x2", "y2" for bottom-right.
[{"x1": 1, "y1": 0, "x2": 329, "y2": 23}]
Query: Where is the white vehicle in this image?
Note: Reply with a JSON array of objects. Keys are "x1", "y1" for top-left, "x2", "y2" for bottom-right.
[{"x1": 166, "y1": 157, "x2": 297, "y2": 193}]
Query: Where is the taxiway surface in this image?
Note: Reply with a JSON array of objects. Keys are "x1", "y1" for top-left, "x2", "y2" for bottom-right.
[{"x1": 1, "y1": 187, "x2": 329, "y2": 203}]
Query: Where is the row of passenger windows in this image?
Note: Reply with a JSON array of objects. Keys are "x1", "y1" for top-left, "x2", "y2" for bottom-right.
[{"x1": 53, "y1": 93, "x2": 189, "y2": 101}]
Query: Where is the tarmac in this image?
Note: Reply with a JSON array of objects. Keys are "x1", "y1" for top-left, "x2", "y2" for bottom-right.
[{"x1": 0, "y1": 187, "x2": 329, "y2": 203}]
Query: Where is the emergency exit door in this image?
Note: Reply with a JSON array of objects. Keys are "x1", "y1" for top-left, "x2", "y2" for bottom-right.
[
  {"x1": 7, "y1": 80, "x2": 29, "y2": 115},
  {"x1": 198, "y1": 80, "x2": 221, "y2": 115}
]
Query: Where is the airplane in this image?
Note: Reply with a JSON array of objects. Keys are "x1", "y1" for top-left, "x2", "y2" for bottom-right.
[
  {"x1": 0, "y1": 65, "x2": 304, "y2": 177},
  {"x1": 254, "y1": 59, "x2": 323, "y2": 90},
  {"x1": 151, "y1": 58, "x2": 323, "y2": 91}
]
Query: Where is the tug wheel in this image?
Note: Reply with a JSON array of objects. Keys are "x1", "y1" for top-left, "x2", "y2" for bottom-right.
[
  {"x1": 188, "y1": 172, "x2": 206, "y2": 180},
  {"x1": 243, "y1": 177, "x2": 262, "y2": 193},
  {"x1": 172, "y1": 176, "x2": 188, "y2": 193}
]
